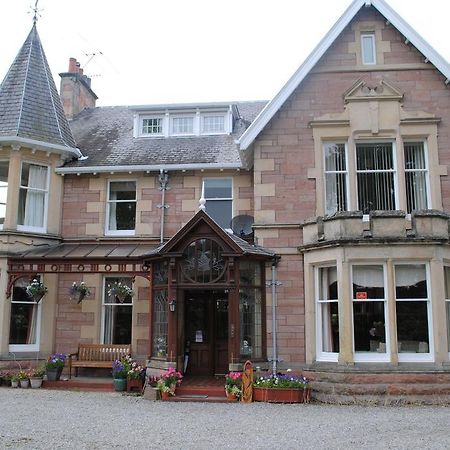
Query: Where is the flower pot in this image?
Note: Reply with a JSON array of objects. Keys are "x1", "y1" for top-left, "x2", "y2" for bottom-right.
[
  {"x1": 226, "y1": 392, "x2": 238, "y2": 401},
  {"x1": 113, "y1": 378, "x2": 127, "y2": 392},
  {"x1": 72, "y1": 291, "x2": 86, "y2": 304},
  {"x1": 32, "y1": 293, "x2": 45, "y2": 303},
  {"x1": 253, "y1": 387, "x2": 303, "y2": 403},
  {"x1": 46, "y1": 367, "x2": 63, "y2": 381},
  {"x1": 30, "y1": 377, "x2": 43, "y2": 389},
  {"x1": 160, "y1": 391, "x2": 170, "y2": 400},
  {"x1": 19, "y1": 379, "x2": 30, "y2": 389},
  {"x1": 11, "y1": 380, "x2": 19, "y2": 388},
  {"x1": 127, "y1": 378, "x2": 143, "y2": 393}
]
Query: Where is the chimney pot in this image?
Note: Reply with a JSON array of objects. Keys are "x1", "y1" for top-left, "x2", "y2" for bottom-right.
[{"x1": 68, "y1": 57, "x2": 78, "y2": 73}]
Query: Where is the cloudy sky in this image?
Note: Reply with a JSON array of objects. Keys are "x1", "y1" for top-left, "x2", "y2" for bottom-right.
[{"x1": 0, "y1": 0, "x2": 449, "y2": 106}]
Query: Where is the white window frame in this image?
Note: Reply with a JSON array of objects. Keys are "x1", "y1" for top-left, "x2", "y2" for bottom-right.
[
  {"x1": 361, "y1": 32, "x2": 376, "y2": 65},
  {"x1": 140, "y1": 116, "x2": 164, "y2": 137},
  {"x1": 323, "y1": 142, "x2": 349, "y2": 215},
  {"x1": 445, "y1": 265, "x2": 450, "y2": 358},
  {"x1": 105, "y1": 179, "x2": 137, "y2": 236},
  {"x1": 0, "y1": 160, "x2": 9, "y2": 231},
  {"x1": 171, "y1": 115, "x2": 195, "y2": 136},
  {"x1": 403, "y1": 140, "x2": 430, "y2": 213},
  {"x1": 9, "y1": 276, "x2": 42, "y2": 353},
  {"x1": 201, "y1": 114, "x2": 227, "y2": 135},
  {"x1": 351, "y1": 263, "x2": 391, "y2": 363},
  {"x1": 16, "y1": 161, "x2": 49, "y2": 234},
  {"x1": 395, "y1": 262, "x2": 434, "y2": 363},
  {"x1": 101, "y1": 277, "x2": 134, "y2": 345},
  {"x1": 315, "y1": 265, "x2": 339, "y2": 362},
  {"x1": 202, "y1": 177, "x2": 233, "y2": 231},
  {"x1": 355, "y1": 141, "x2": 398, "y2": 213}
]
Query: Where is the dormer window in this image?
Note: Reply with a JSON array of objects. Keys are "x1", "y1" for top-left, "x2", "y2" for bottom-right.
[
  {"x1": 142, "y1": 117, "x2": 163, "y2": 135},
  {"x1": 171, "y1": 116, "x2": 194, "y2": 135},
  {"x1": 361, "y1": 32, "x2": 376, "y2": 65},
  {"x1": 202, "y1": 115, "x2": 225, "y2": 134}
]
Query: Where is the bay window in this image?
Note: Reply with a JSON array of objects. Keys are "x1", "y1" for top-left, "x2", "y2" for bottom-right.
[
  {"x1": 324, "y1": 143, "x2": 347, "y2": 215},
  {"x1": 352, "y1": 265, "x2": 388, "y2": 360},
  {"x1": 17, "y1": 162, "x2": 49, "y2": 231},
  {"x1": 106, "y1": 181, "x2": 136, "y2": 235},
  {"x1": 316, "y1": 266, "x2": 340, "y2": 360},
  {"x1": 404, "y1": 142, "x2": 429, "y2": 212},
  {"x1": 102, "y1": 277, "x2": 133, "y2": 345},
  {"x1": 395, "y1": 264, "x2": 431, "y2": 360},
  {"x1": 0, "y1": 161, "x2": 9, "y2": 229}
]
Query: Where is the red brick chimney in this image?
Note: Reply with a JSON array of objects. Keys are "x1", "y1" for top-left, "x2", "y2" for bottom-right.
[{"x1": 59, "y1": 57, "x2": 98, "y2": 120}]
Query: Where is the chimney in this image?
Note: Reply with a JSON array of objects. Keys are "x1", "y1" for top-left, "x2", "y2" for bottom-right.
[{"x1": 59, "y1": 57, "x2": 98, "y2": 120}]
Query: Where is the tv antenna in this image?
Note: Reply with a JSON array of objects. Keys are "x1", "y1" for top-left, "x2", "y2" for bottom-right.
[{"x1": 83, "y1": 51, "x2": 104, "y2": 70}]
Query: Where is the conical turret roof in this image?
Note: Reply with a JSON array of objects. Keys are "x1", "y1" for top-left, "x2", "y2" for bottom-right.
[{"x1": 0, "y1": 24, "x2": 78, "y2": 152}]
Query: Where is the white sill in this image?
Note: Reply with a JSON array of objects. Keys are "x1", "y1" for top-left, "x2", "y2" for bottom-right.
[
  {"x1": 353, "y1": 352, "x2": 390, "y2": 363},
  {"x1": 316, "y1": 352, "x2": 339, "y2": 363},
  {"x1": 398, "y1": 353, "x2": 434, "y2": 363},
  {"x1": 17, "y1": 225, "x2": 47, "y2": 234},
  {"x1": 105, "y1": 230, "x2": 135, "y2": 236},
  {"x1": 9, "y1": 344, "x2": 39, "y2": 352},
  {"x1": 138, "y1": 134, "x2": 164, "y2": 138}
]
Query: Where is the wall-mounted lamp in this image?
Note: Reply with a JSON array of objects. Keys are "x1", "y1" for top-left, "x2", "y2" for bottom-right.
[{"x1": 169, "y1": 299, "x2": 177, "y2": 312}]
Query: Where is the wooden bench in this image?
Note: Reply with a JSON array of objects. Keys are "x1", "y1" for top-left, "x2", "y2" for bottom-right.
[{"x1": 68, "y1": 344, "x2": 131, "y2": 379}]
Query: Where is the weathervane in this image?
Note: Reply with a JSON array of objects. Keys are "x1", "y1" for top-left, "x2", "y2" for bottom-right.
[{"x1": 30, "y1": 0, "x2": 42, "y2": 25}]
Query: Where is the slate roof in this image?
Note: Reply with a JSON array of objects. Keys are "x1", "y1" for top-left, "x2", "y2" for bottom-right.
[
  {"x1": 65, "y1": 101, "x2": 267, "y2": 169},
  {"x1": 0, "y1": 24, "x2": 76, "y2": 149}
]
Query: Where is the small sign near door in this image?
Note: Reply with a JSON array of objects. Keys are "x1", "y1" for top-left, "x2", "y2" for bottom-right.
[
  {"x1": 356, "y1": 292, "x2": 368, "y2": 300},
  {"x1": 195, "y1": 330, "x2": 203, "y2": 343}
]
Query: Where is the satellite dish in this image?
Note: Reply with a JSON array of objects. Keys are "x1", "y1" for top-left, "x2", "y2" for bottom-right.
[{"x1": 231, "y1": 215, "x2": 254, "y2": 238}]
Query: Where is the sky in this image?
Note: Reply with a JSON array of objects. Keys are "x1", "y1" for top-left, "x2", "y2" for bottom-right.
[{"x1": 0, "y1": 0, "x2": 449, "y2": 107}]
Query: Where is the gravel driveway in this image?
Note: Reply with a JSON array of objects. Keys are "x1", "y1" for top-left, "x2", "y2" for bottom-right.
[{"x1": 1, "y1": 389, "x2": 449, "y2": 449}]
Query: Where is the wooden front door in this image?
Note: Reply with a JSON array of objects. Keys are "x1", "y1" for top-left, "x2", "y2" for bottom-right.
[{"x1": 184, "y1": 290, "x2": 228, "y2": 376}]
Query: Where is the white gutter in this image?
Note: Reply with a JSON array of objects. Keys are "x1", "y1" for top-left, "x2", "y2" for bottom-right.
[
  {"x1": 0, "y1": 136, "x2": 81, "y2": 158},
  {"x1": 55, "y1": 162, "x2": 243, "y2": 175}
]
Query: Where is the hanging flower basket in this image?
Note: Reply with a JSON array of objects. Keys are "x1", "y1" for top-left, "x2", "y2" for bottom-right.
[
  {"x1": 26, "y1": 279, "x2": 48, "y2": 303},
  {"x1": 69, "y1": 281, "x2": 91, "y2": 304},
  {"x1": 107, "y1": 281, "x2": 133, "y2": 303}
]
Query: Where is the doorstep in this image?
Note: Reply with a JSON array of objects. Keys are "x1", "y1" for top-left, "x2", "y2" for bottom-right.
[{"x1": 43, "y1": 376, "x2": 114, "y2": 392}]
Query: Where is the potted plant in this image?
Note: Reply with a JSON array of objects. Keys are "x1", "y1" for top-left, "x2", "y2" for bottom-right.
[
  {"x1": 29, "y1": 366, "x2": 46, "y2": 389},
  {"x1": 225, "y1": 371, "x2": 242, "y2": 401},
  {"x1": 156, "y1": 367, "x2": 183, "y2": 400},
  {"x1": 45, "y1": 353, "x2": 67, "y2": 381},
  {"x1": 10, "y1": 372, "x2": 20, "y2": 388},
  {"x1": 112, "y1": 357, "x2": 129, "y2": 392},
  {"x1": 126, "y1": 357, "x2": 145, "y2": 393},
  {"x1": 107, "y1": 281, "x2": 133, "y2": 303},
  {"x1": 253, "y1": 371, "x2": 311, "y2": 403},
  {"x1": 17, "y1": 370, "x2": 30, "y2": 388},
  {"x1": 69, "y1": 281, "x2": 91, "y2": 304},
  {"x1": 26, "y1": 279, "x2": 48, "y2": 303},
  {"x1": 2, "y1": 371, "x2": 12, "y2": 387}
]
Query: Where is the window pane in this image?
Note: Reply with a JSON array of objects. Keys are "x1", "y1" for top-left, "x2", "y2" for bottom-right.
[
  {"x1": 21, "y1": 163, "x2": 47, "y2": 189},
  {"x1": 142, "y1": 118, "x2": 162, "y2": 134},
  {"x1": 203, "y1": 115, "x2": 225, "y2": 133},
  {"x1": 362, "y1": 34, "x2": 375, "y2": 64},
  {"x1": 0, "y1": 161, "x2": 8, "y2": 224},
  {"x1": 321, "y1": 300, "x2": 340, "y2": 353},
  {"x1": 357, "y1": 143, "x2": 395, "y2": 212},
  {"x1": 325, "y1": 172, "x2": 347, "y2": 214},
  {"x1": 353, "y1": 301, "x2": 386, "y2": 352},
  {"x1": 109, "y1": 182, "x2": 136, "y2": 201},
  {"x1": 109, "y1": 202, "x2": 136, "y2": 230},
  {"x1": 205, "y1": 200, "x2": 232, "y2": 228},
  {"x1": 405, "y1": 142, "x2": 427, "y2": 212},
  {"x1": 395, "y1": 264, "x2": 427, "y2": 299},
  {"x1": 324, "y1": 143, "x2": 346, "y2": 171},
  {"x1": 396, "y1": 301, "x2": 429, "y2": 353},
  {"x1": 172, "y1": 117, "x2": 194, "y2": 134},
  {"x1": 240, "y1": 288, "x2": 262, "y2": 359},
  {"x1": 204, "y1": 179, "x2": 232, "y2": 198},
  {"x1": 240, "y1": 261, "x2": 262, "y2": 286},
  {"x1": 152, "y1": 290, "x2": 168, "y2": 357},
  {"x1": 353, "y1": 265, "x2": 384, "y2": 299},
  {"x1": 318, "y1": 267, "x2": 337, "y2": 300}
]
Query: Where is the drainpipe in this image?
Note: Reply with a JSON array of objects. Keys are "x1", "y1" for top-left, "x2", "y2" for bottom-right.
[
  {"x1": 268, "y1": 257, "x2": 282, "y2": 376},
  {"x1": 157, "y1": 170, "x2": 169, "y2": 244}
]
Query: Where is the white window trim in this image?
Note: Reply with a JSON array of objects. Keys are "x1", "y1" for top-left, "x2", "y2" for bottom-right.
[
  {"x1": 323, "y1": 141, "x2": 349, "y2": 215},
  {"x1": 8, "y1": 278, "x2": 43, "y2": 353},
  {"x1": 105, "y1": 179, "x2": 137, "y2": 236},
  {"x1": 361, "y1": 32, "x2": 376, "y2": 65},
  {"x1": 202, "y1": 177, "x2": 234, "y2": 232},
  {"x1": 351, "y1": 263, "x2": 391, "y2": 363},
  {"x1": 395, "y1": 262, "x2": 434, "y2": 363},
  {"x1": 170, "y1": 114, "x2": 195, "y2": 136},
  {"x1": 100, "y1": 276, "x2": 134, "y2": 345},
  {"x1": 0, "y1": 159, "x2": 9, "y2": 231},
  {"x1": 139, "y1": 115, "x2": 165, "y2": 137},
  {"x1": 16, "y1": 161, "x2": 50, "y2": 234},
  {"x1": 354, "y1": 140, "x2": 398, "y2": 212},
  {"x1": 200, "y1": 114, "x2": 227, "y2": 135},
  {"x1": 315, "y1": 265, "x2": 339, "y2": 362},
  {"x1": 403, "y1": 139, "x2": 431, "y2": 213},
  {"x1": 445, "y1": 265, "x2": 450, "y2": 359}
]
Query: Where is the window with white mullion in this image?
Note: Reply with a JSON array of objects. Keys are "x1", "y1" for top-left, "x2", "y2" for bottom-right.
[
  {"x1": 404, "y1": 142, "x2": 429, "y2": 212},
  {"x1": 316, "y1": 266, "x2": 340, "y2": 358},
  {"x1": 356, "y1": 143, "x2": 396, "y2": 212},
  {"x1": 444, "y1": 266, "x2": 450, "y2": 353},
  {"x1": 324, "y1": 143, "x2": 348, "y2": 215}
]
